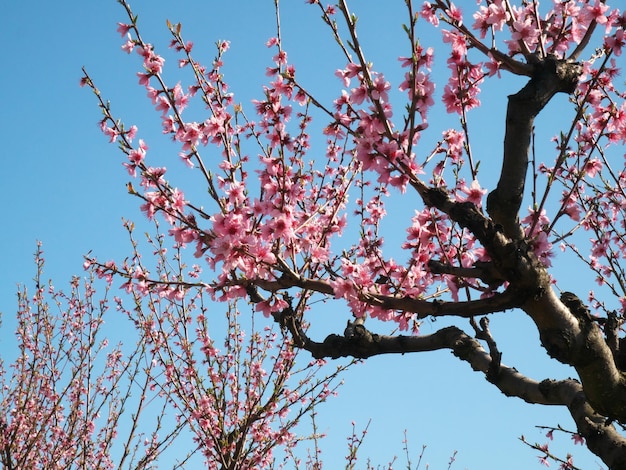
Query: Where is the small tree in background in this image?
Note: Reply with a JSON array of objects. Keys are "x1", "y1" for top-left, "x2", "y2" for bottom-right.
[
  {"x1": 0, "y1": 244, "x2": 184, "y2": 469},
  {"x1": 74, "y1": 0, "x2": 626, "y2": 467},
  {"x1": 0, "y1": 244, "x2": 347, "y2": 469},
  {"x1": 106, "y1": 219, "x2": 349, "y2": 469}
]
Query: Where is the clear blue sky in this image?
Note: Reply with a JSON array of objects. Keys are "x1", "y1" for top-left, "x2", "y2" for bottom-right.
[{"x1": 0, "y1": 1, "x2": 616, "y2": 468}]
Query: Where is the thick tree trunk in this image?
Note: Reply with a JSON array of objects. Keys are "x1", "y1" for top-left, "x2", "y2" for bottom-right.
[
  {"x1": 483, "y1": 55, "x2": 626, "y2": 424},
  {"x1": 487, "y1": 56, "x2": 581, "y2": 240}
]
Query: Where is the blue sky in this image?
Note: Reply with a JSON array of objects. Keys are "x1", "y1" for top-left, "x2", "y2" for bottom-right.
[{"x1": 0, "y1": 1, "x2": 618, "y2": 468}]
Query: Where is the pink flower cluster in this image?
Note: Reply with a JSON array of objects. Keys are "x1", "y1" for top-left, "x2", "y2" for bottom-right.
[{"x1": 85, "y1": 0, "x2": 626, "y2": 337}]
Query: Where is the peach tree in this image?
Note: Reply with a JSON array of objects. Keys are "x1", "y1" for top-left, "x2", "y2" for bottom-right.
[{"x1": 82, "y1": 0, "x2": 626, "y2": 467}]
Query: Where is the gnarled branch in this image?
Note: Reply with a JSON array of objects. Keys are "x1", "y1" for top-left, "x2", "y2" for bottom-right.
[
  {"x1": 279, "y1": 307, "x2": 626, "y2": 468},
  {"x1": 487, "y1": 56, "x2": 583, "y2": 240}
]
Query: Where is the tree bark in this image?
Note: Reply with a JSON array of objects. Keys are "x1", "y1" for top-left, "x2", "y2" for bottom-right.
[{"x1": 487, "y1": 56, "x2": 582, "y2": 240}]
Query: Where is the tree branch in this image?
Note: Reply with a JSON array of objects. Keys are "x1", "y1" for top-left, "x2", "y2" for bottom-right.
[
  {"x1": 471, "y1": 316, "x2": 502, "y2": 381},
  {"x1": 280, "y1": 309, "x2": 626, "y2": 468},
  {"x1": 524, "y1": 289, "x2": 626, "y2": 423},
  {"x1": 250, "y1": 274, "x2": 520, "y2": 319},
  {"x1": 428, "y1": 259, "x2": 506, "y2": 289},
  {"x1": 364, "y1": 289, "x2": 520, "y2": 319},
  {"x1": 539, "y1": 379, "x2": 626, "y2": 469},
  {"x1": 487, "y1": 56, "x2": 583, "y2": 240}
]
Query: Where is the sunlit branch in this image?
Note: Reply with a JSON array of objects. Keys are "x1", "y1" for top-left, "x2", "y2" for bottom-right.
[
  {"x1": 364, "y1": 289, "x2": 520, "y2": 319},
  {"x1": 471, "y1": 316, "x2": 502, "y2": 380},
  {"x1": 487, "y1": 56, "x2": 582, "y2": 240},
  {"x1": 428, "y1": 259, "x2": 505, "y2": 288},
  {"x1": 337, "y1": 0, "x2": 395, "y2": 140},
  {"x1": 314, "y1": 1, "x2": 354, "y2": 62}
]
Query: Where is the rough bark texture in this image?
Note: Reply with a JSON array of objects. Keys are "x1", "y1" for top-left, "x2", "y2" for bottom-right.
[{"x1": 487, "y1": 56, "x2": 582, "y2": 240}]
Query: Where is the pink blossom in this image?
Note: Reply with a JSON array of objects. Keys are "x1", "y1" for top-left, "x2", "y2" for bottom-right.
[
  {"x1": 265, "y1": 213, "x2": 296, "y2": 241},
  {"x1": 180, "y1": 122, "x2": 201, "y2": 148},
  {"x1": 128, "y1": 139, "x2": 148, "y2": 165},
  {"x1": 255, "y1": 297, "x2": 288, "y2": 318},
  {"x1": 123, "y1": 162, "x2": 137, "y2": 177},
  {"x1": 371, "y1": 75, "x2": 391, "y2": 102},
  {"x1": 473, "y1": 2, "x2": 508, "y2": 38},
  {"x1": 271, "y1": 75, "x2": 293, "y2": 98},
  {"x1": 162, "y1": 115, "x2": 175, "y2": 134},
  {"x1": 532, "y1": 232, "x2": 554, "y2": 267},
  {"x1": 441, "y1": 30, "x2": 468, "y2": 56},
  {"x1": 521, "y1": 207, "x2": 550, "y2": 229},
  {"x1": 421, "y1": 2, "x2": 439, "y2": 26},
  {"x1": 443, "y1": 128, "x2": 464, "y2": 161},
  {"x1": 445, "y1": 3, "x2": 463, "y2": 25},
  {"x1": 139, "y1": 191, "x2": 161, "y2": 220},
  {"x1": 179, "y1": 152, "x2": 195, "y2": 168},
  {"x1": 168, "y1": 226, "x2": 197, "y2": 245},
  {"x1": 170, "y1": 187, "x2": 187, "y2": 213},
  {"x1": 583, "y1": 158, "x2": 602, "y2": 177},
  {"x1": 457, "y1": 180, "x2": 487, "y2": 207},
  {"x1": 510, "y1": 17, "x2": 540, "y2": 49},
  {"x1": 583, "y1": 0, "x2": 610, "y2": 25},
  {"x1": 249, "y1": 243, "x2": 277, "y2": 268},
  {"x1": 350, "y1": 84, "x2": 369, "y2": 105},
  {"x1": 126, "y1": 125, "x2": 138, "y2": 141},
  {"x1": 561, "y1": 191, "x2": 582, "y2": 222},
  {"x1": 335, "y1": 62, "x2": 362, "y2": 87},
  {"x1": 116, "y1": 22, "x2": 132, "y2": 36},
  {"x1": 484, "y1": 58, "x2": 502, "y2": 77},
  {"x1": 294, "y1": 88, "x2": 307, "y2": 105},
  {"x1": 442, "y1": 83, "x2": 462, "y2": 113},
  {"x1": 591, "y1": 237, "x2": 609, "y2": 259},
  {"x1": 224, "y1": 180, "x2": 246, "y2": 206},
  {"x1": 121, "y1": 34, "x2": 135, "y2": 54},
  {"x1": 100, "y1": 120, "x2": 119, "y2": 143},
  {"x1": 172, "y1": 83, "x2": 189, "y2": 110},
  {"x1": 605, "y1": 28, "x2": 626, "y2": 55},
  {"x1": 137, "y1": 72, "x2": 151, "y2": 87},
  {"x1": 155, "y1": 95, "x2": 171, "y2": 115},
  {"x1": 137, "y1": 44, "x2": 165, "y2": 74},
  {"x1": 273, "y1": 49, "x2": 287, "y2": 65}
]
